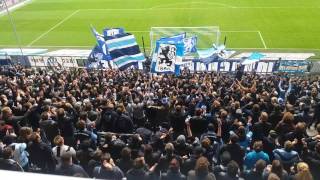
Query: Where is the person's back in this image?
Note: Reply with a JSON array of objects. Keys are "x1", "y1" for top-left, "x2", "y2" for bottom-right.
[
  {"x1": 27, "y1": 133, "x2": 55, "y2": 173},
  {"x1": 112, "y1": 111, "x2": 134, "y2": 134},
  {"x1": 55, "y1": 152, "x2": 88, "y2": 177},
  {"x1": 189, "y1": 115, "x2": 208, "y2": 138},
  {"x1": 219, "y1": 135, "x2": 245, "y2": 169},
  {"x1": 92, "y1": 153, "x2": 124, "y2": 180}
]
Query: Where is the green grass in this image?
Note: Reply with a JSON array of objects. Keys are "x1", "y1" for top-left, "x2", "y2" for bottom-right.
[{"x1": 1, "y1": 0, "x2": 320, "y2": 57}]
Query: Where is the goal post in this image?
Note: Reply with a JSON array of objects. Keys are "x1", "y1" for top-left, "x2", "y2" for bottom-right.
[{"x1": 149, "y1": 26, "x2": 221, "y2": 53}]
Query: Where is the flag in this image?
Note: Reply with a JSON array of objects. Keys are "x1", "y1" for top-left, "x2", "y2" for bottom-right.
[
  {"x1": 151, "y1": 42, "x2": 184, "y2": 75},
  {"x1": 242, "y1": 52, "x2": 265, "y2": 65},
  {"x1": 90, "y1": 26, "x2": 108, "y2": 56},
  {"x1": 159, "y1": 33, "x2": 186, "y2": 44},
  {"x1": 105, "y1": 33, "x2": 145, "y2": 70},
  {"x1": 183, "y1": 36, "x2": 197, "y2": 54},
  {"x1": 103, "y1": 28, "x2": 125, "y2": 38}
]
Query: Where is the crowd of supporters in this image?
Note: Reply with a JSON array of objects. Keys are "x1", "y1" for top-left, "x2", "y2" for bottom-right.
[{"x1": 0, "y1": 66, "x2": 319, "y2": 180}]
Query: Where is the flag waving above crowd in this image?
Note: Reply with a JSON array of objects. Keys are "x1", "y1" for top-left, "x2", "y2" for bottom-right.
[{"x1": 88, "y1": 26, "x2": 145, "y2": 70}]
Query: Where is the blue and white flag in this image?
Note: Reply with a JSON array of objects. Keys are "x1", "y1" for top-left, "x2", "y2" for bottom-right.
[
  {"x1": 91, "y1": 26, "x2": 108, "y2": 56},
  {"x1": 105, "y1": 33, "x2": 145, "y2": 70},
  {"x1": 159, "y1": 33, "x2": 186, "y2": 44},
  {"x1": 103, "y1": 28, "x2": 125, "y2": 38},
  {"x1": 183, "y1": 36, "x2": 197, "y2": 54},
  {"x1": 151, "y1": 42, "x2": 184, "y2": 75}
]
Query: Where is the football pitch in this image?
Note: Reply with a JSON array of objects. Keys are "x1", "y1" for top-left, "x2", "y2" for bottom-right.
[{"x1": 1, "y1": 0, "x2": 320, "y2": 56}]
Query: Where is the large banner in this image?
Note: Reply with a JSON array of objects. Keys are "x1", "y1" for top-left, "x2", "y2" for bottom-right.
[
  {"x1": 155, "y1": 44, "x2": 177, "y2": 73},
  {"x1": 27, "y1": 56, "x2": 80, "y2": 68}
]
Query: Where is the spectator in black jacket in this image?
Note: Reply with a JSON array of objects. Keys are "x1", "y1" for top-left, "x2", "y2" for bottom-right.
[
  {"x1": 27, "y1": 132, "x2": 55, "y2": 173},
  {"x1": 252, "y1": 112, "x2": 272, "y2": 141},
  {"x1": 189, "y1": 109, "x2": 208, "y2": 138},
  {"x1": 126, "y1": 157, "x2": 149, "y2": 180},
  {"x1": 169, "y1": 105, "x2": 187, "y2": 139},
  {"x1": 92, "y1": 153, "x2": 125, "y2": 180},
  {"x1": 302, "y1": 142, "x2": 320, "y2": 180},
  {"x1": 217, "y1": 161, "x2": 243, "y2": 180},
  {"x1": 116, "y1": 147, "x2": 133, "y2": 175},
  {"x1": 112, "y1": 105, "x2": 134, "y2": 134},
  {"x1": 161, "y1": 157, "x2": 186, "y2": 180},
  {"x1": 219, "y1": 134, "x2": 245, "y2": 171},
  {"x1": 56, "y1": 108, "x2": 75, "y2": 146},
  {"x1": 55, "y1": 152, "x2": 88, "y2": 177},
  {"x1": 243, "y1": 159, "x2": 266, "y2": 180}
]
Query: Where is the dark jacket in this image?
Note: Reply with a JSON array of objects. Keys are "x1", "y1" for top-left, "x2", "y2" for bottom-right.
[
  {"x1": 219, "y1": 143, "x2": 245, "y2": 169},
  {"x1": 252, "y1": 121, "x2": 272, "y2": 141},
  {"x1": 55, "y1": 164, "x2": 88, "y2": 177},
  {"x1": 126, "y1": 168, "x2": 149, "y2": 180},
  {"x1": 92, "y1": 165, "x2": 124, "y2": 180},
  {"x1": 0, "y1": 158, "x2": 23, "y2": 171},
  {"x1": 27, "y1": 141, "x2": 55, "y2": 173},
  {"x1": 161, "y1": 169, "x2": 186, "y2": 180},
  {"x1": 112, "y1": 113, "x2": 134, "y2": 134}
]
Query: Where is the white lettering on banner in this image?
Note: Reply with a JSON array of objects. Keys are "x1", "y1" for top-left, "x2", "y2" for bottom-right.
[{"x1": 27, "y1": 56, "x2": 79, "y2": 67}]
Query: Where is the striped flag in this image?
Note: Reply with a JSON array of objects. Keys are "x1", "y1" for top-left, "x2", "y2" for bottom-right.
[
  {"x1": 90, "y1": 26, "x2": 108, "y2": 56},
  {"x1": 105, "y1": 33, "x2": 145, "y2": 70}
]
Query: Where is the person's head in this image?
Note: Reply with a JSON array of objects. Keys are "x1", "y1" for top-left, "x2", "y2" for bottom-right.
[
  {"x1": 284, "y1": 140, "x2": 293, "y2": 152},
  {"x1": 1, "y1": 146, "x2": 13, "y2": 159},
  {"x1": 19, "y1": 127, "x2": 33, "y2": 141},
  {"x1": 201, "y1": 137, "x2": 211, "y2": 148},
  {"x1": 255, "y1": 160, "x2": 266, "y2": 174},
  {"x1": 195, "y1": 156, "x2": 210, "y2": 177},
  {"x1": 101, "y1": 153, "x2": 113, "y2": 169},
  {"x1": 253, "y1": 141, "x2": 263, "y2": 153},
  {"x1": 282, "y1": 112, "x2": 294, "y2": 124},
  {"x1": 41, "y1": 112, "x2": 49, "y2": 121},
  {"x1": 295, "y1": 162, "x2": 313, "y2": 180},
  {"x1": 121, "y1": 147, "x2": 131, "y2": 160},
  {"x1": 207, "y1": 123, "x2": 215, "y2": 132},
  {"x1": 230, "y1": 134, "x2": 239, "y2": 144},
  {"x1": 169, "y1": 157, "x2": 181, "y2": 173},
  {"x1": 165, "y1": 143, "x2": 174, "y2": 155},
  {"x1": 57, "y1": 108, "x2": 65, "y2": 117},
  {"x1": 260, "y1": 112, "x2": 268, "y2": 122},
  {"x1": 133, "y1": 157, "x2": 145, "y2": 169},
  {"x1": 220, "y1": 151, "x2": 231, "y2": 166},
  {"x1": 2, "y1": 135, "x2": 15, "y2": 146},
  {"x1": 30, "y1": 132, "x2": 41, "y2": 143},
  {"x1": 227, "y1": 161, "x2": 239, "y2": 178},
  {"x1": 1, "y1": 107, "x2": 12, "y2": 119},
  {"x1": 271, "y1": 160, "x2": 284, "y2": 179},
  {"x1": 76, "y1": 120, "x2": 86, "y2": 130},
  {"x1": 54, "y1": 135, "x2": 64, "y2": 146}
]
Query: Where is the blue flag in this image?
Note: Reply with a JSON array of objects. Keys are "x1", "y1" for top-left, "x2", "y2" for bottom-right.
[
  {"x1": 183, "y1": 36, "x2": 197, "y2": 54},
  {"x1": 105, "y1": 33, "x2": 145, "y2": 70},
  {"x1": 90, "y1": 26, "x2": 108, "y2": 56},
  {"x1": 103, "y1": 28, "x2": 125, "y2": 38},
  {"x1": 151, "y1": 42, "x2": 184, "y2": 75}
]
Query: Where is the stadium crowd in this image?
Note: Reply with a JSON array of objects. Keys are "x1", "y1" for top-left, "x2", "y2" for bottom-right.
[{"x1": 0, "y1": 66, "x2": 319, "y2": 180}]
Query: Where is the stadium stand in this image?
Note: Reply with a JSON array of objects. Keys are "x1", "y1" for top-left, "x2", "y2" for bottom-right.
[{"x1": 0, "y1": 66, "x2": 319, "y2": 180}]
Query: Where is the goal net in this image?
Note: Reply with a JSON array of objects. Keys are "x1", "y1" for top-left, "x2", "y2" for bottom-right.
[{"x1": 150, "y1": 26, "x2": 221, "y2": 53}]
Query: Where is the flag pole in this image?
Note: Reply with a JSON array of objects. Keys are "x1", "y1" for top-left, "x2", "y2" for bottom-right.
[{"x1": 2, "y1": 0, "x2": 25, "y2": 66}]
